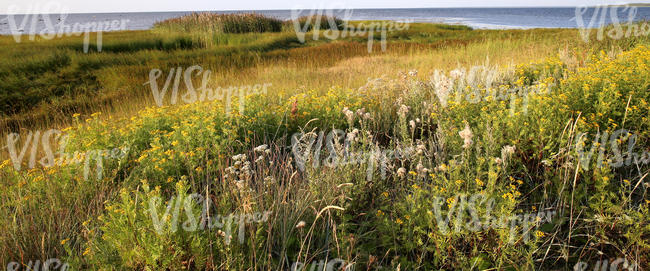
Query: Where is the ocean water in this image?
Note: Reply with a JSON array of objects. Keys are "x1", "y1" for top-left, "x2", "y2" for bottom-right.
[{"x1": 1, "y1": 7, "x2": 650, "y2": 35}]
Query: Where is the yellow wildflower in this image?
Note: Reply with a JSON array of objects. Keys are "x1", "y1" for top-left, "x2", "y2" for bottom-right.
[
  {"x1": 0, "y1": 159, "x2": 10, "y2": 170},
  {"x1": 447, "y1": 197, "x2": 455, "y2": 208}
]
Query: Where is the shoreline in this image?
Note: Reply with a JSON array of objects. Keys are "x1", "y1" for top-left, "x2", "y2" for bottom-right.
[{"x1": 2, "y1": 6, "x2": 650, "y2": 34}]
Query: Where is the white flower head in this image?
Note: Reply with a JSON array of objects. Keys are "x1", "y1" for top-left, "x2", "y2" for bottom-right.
[
  {"x1": 254, "y1": 144, "x2": 268, "y2": 153},
  {"x1": 347, "y1": 132, "x2": 357, "y2": 142},
  {"x1": 343, "y1": 107, "x2": 355, "y2": 123},
  {"x1": 296, "y1": 221, "x2": 306, "y2": 229},
  {"x1": 495, "y1": 157, "x2": 503, "y2": 165},
  {"x1": 397, "y1": 167, "x2": 407, "y2": 178},
  {"x1": 416, "y1": 163, "x2": 428, "y2": 175},
  {"x1": 255, "y1": 156, "x2": 265, "y2": 164},
  {"x1": 398, "y1": 104, "x2": 409, "y2": 118},
  {"x1": 416, "y1": 143, "x2": 426, "y2": 155},
  {"x1": 449, "y1": 68, "x2": 465, "y2": 80},
  {"x1": 459, "y1": 123, "x2": 474, "y2": 149}
]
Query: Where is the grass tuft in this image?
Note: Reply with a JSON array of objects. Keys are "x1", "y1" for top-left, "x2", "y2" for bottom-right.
[{"x1": 153, "y1": 12, "x2": 284, "y2": 34}]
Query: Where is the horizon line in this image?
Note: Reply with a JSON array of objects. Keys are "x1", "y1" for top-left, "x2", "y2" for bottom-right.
[{"x1": 3, "y1": 4, "x2": 650, "y2": 15}]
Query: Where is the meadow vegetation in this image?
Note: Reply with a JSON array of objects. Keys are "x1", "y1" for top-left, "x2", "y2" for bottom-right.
[
  {"x1": 153, "y1": 13, "x2": 284, "y2": 34},
  {"x1": 0, "y1": 13, "x2": 649, "y2": 270}
]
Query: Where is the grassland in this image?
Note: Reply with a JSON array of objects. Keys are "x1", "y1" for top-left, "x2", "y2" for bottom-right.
[
  {"x1": 0, "y1": 19, "x2": 587, "y2": 133},
  {"x1": 0, "y1": 13, "x2": 649, "y2": 270}
]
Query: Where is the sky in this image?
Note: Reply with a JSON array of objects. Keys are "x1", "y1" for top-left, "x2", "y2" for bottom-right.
[{"x1": 2, "y1": 0, "x2": 649, "y2": 14}]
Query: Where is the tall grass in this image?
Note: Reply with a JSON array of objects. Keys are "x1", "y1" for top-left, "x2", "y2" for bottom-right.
[{"x1": 153, "y1": 12, "x2": 284, "y2": 34}]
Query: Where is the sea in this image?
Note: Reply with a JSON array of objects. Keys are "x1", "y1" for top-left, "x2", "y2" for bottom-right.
[{"x1": 1, "y1": 7, "x2": 650, "y2": 34}]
